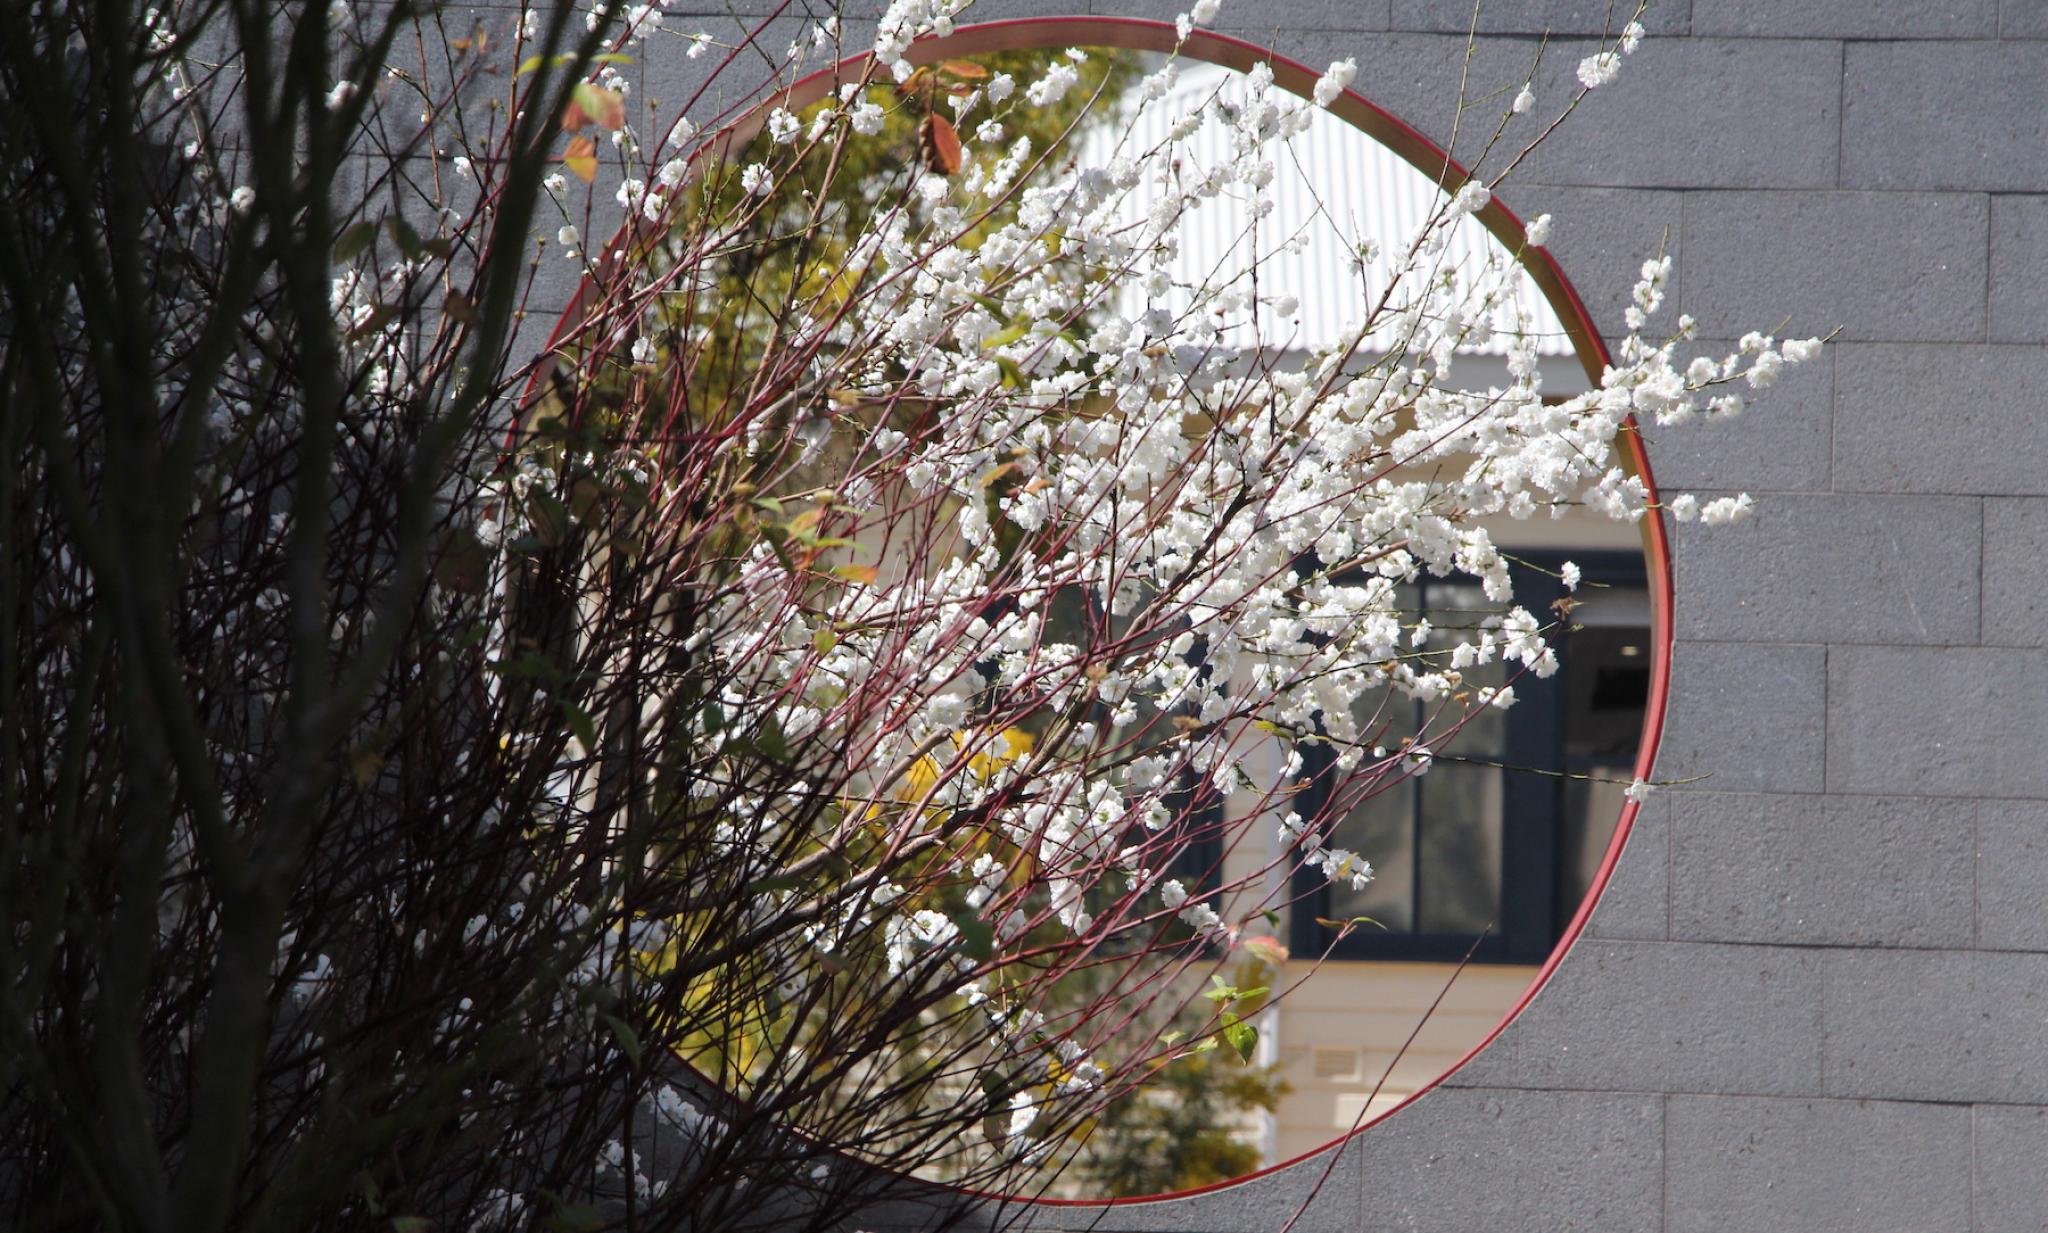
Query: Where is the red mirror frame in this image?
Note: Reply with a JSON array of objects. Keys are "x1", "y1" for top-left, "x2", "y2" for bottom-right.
[{"x1": 538, "y1": 15, "x2": 1676, "y2": 1206}]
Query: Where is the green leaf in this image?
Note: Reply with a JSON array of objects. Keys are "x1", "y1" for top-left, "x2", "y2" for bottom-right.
[
  {"x1": 384, "y1": 215, "x2": 422, "y2": 257},
  {"x1": 727, "y1": 715, "x2": 789, "y2": 764},
  {"x1": 519, "y1": 51, "x2": 633, "y2": 74},
  {"x1": 601, "y1": 1012, "x2": 643, "y2": 1066},
  {"x1": 1222, "y1": 1017, "x2": 1258, "y2": 1064},
  {"x1": 491, "y1": 652, "x2": 561, "y2": 682},
  {"x1": 747, "y1": 872, "x2": 806, "y2": 896},
  {"x1": 541, "y1": 1193, "x2": 606, "y2": 1233},
  {"x1": 431, "y1": 527, "x2": 490, "y2": 594},
  {"x1": 390, "y1": 1218, "x2": 431, "y2": 1233},
  {"x1": 950, "y1": 912, "x2": 995, "y2": 963},
  {"x1": 527, "y1": 490, "x2": 570, "y2": 545},
  {"x1": 334, "y1": 220, "x2": 378, "y2": 262},
  {"x1": 753, "y1": 717, "x2": 788, "y2": 763},
  {"x1": 347, "y1": 302, "x2": 400, "y2": 340},
  {"x1": 561, "y1": 701, "x2": 597, "y2": 751}
]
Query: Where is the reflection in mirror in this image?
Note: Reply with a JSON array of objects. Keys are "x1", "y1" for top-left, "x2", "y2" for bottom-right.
[
  {"x1": 1072, "y1": 55, "x2": 1648, "y2": 1168},
  {"x1": 639, "y1": 35, "x2": 1653, "y2": 1203}
]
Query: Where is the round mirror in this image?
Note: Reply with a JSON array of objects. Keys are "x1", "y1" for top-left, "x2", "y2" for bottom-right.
[{"x1": 573, "y1": 17, "x2": 1669, "y2": 1206}]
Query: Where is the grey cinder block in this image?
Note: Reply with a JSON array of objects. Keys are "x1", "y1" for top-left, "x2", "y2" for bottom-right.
[
  {"x1": 1667, "y1": 791, "x2": 1977, "y2": 948},
  {"x1": 1844, "y1": 41, "x2": 2048, "y2": 191},
  {"x1": 1502, "y1": 183, "x2": 1685, "y2": 340},
  {"x1": 1695, "y1": 0, "x2": 1997, "y2": 38},
  {"x1": 1580, "y1": 790, "x2": 1671, "y2": 942},
  {"x1": 1821, "y1": 948, "x2": 2048, "y2": 1103},
  {"x1": 1657, "y1": 640, "x2": 1827, "y2": 795},
  {"x1": 1510, "y1": 39, "x2": 1842, "y2": 190},
  {"x1": 1345, "y1": 1088, "x2": 1663, "y2": 1233},
  {"x1": 1668, "y1": 492, "x2": 1981, "y2": 645},
  {"x1": 1826, "y1": 645, "x2": 2048, "y2": 798},
  {"x1": 1666, "y1": 1095, "x2": 1971, "y2": 1233},
  {"x1": 1974, "y1": 1104, "x2": 2048, "y2": 1233},
  {"x1": 1638, "y1": 343, "x2": 1833, "y2": 493},
  {"x1": 1501, "y1": 940, "x2": 1824, "y2": 1096},
  {"x1": 2006, "y1": 0, "x2": 2048, "y2": 37},
  {"x1": 1834, "y1": 342, "x2": 2048, "y2": 496},
  {"x1": 1991, "y1": 195, "x2": 2048, "y2": 344},
  {"x1": 1977, "y1": 800, "x2": 2048, "y2": 951},
  {"x1": 1983, "y1": 497, "x2": 2048, "y2": 646},
  {"x1": 1388, "y1": 0, "x2": 1689, "y2": 36},
  {"x1": 1679, "y1": 190, "x2": 1987, "y2": 344}
]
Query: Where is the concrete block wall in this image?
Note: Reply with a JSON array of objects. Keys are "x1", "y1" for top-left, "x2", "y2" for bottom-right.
[
  {"x1": 462, "y1": 0, "x2": 2045, "y2": 1226},
  {"x1": 910, "y1": 0, "x2": 2043, "y2": 1229}
]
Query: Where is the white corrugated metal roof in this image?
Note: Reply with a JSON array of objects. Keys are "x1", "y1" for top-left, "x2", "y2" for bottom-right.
[{"x1": 1076, "y1": 60, "x2": 1575, "y2": 360}]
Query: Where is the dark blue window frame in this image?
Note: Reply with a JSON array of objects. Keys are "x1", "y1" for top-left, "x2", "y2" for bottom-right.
[{"x1": 1286, "y1": 548, "x2": 1648, "y2": 965}]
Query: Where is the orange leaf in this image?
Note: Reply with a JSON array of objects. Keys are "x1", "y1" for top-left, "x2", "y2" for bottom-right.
[
  {"x1": 562, "y1": 135, "x2": 597, "y2": 183},
  {"x1": 564, "y1": 82, "x2": 625, "y2": 133},
  {"x1": 940, "y1": 59, "x2": 989, "y2": 80},
  {"x1": 918, "y1": 113, "x2": 963, "y2": 177},
  {"x1": 832, "y1": 564, "x2": 879, "y2": 586},
  {"x1": 895, "y1": 65, "x2": 931, "y2": 97},
  {"x1": 584, "y1": 83, "x2": 627, "y2": 131},
  {"x1": 1238, "y1": 934, "x2": 1290, "y2": 966}
]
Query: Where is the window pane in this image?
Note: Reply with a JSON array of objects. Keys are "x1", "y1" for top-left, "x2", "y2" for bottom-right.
[
  {"x1": 1558, "y1": 772, "x2": 1629, "y2": 922},
  {"x1": 1559, "y1": 609, "x2": 1651, "y2": 765},
  {"x1": 1415, "y1": 579, "x2": 1507, "y2": 935},
  {"x1": 1329, "y1": 778, "x2": 1415, "y2": 933},
  {"x1": 1415, "y1": 762, "x2": 1502, "y2": 934},
  {"x1": 1556, "y1": 598, "x2": 1651, "y2": 925}
]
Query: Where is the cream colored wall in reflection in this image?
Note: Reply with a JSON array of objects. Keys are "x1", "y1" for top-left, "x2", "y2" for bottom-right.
[{"x1": 1266, "y1": 960, "x2": 1538, "y2": 1163}]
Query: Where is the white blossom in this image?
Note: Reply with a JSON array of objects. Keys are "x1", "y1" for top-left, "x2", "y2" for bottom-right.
[
  {"x1": 1698, "y1": 494, "x2": 1755, "y2": 526},
  {"x1": 1313, "y1": 57, "x2": 1357, "y2": 108},
  {"x1": 1025, "y1": 59, "x2": 1080, "y2": 107},
  {"x1": 1577, "y1": 51, "x2": 1621, "y2": 89}
]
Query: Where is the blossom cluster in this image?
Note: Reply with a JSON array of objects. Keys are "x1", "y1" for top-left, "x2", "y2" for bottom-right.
[{"x1": 475, "y1": 2, "x2": 1821, "y2": 1182}]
